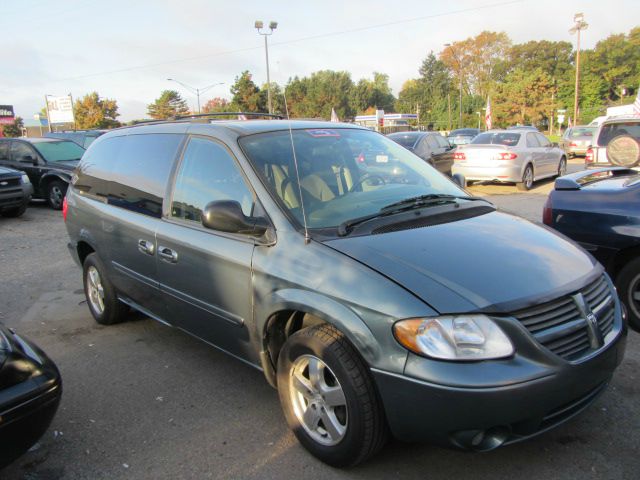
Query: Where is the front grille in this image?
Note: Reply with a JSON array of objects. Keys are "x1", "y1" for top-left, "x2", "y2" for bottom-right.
[{"x1": 513, "y1": 275, "x2": 616, "y2": 361}]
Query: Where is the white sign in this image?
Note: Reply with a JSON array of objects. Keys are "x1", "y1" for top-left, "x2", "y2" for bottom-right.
[
  {"x1": 557, "y1": 114, "x2": 565, "y2": 125},
  {"x1": 46, "y1": 95, "x2": 74, "y2": 124}
]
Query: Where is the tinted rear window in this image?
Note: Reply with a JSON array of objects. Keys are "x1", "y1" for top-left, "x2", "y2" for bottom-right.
[
  {"x1": 34, "y1": 141, "x2": 85, "y2": 162},
  {"x1": 75, "y1": 133, "x2": 183, "y2": 217},
  {"x1": 389, "y1": 134, "x2": 420, "y2": 148},
  {"x1": 597, "y1": 122, "x2": 640, "y2": 146},
  {"x1": 449, "y1": 129, "x2": 479, "y2": 136},
  {"x1": 568, "y1": 127, "x2": 595, "y2": 138},
  {"x1": 472, "y1": 132, "x2": 520, "y2": 146}
]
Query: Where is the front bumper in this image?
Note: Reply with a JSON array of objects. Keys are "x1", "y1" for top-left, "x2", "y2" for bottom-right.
[
  {"x1": 452, "y1": 163, "x2": 522, "y2": 183},
  {"x1": 0, "y1": 328, "x2": 62, "y2": 468},
  {"x1": 372, "y1": 319, "x2": 626, "y2": 449},
  {"x1": 0, "y1": 182, "x2": 32, "y2": 212}
]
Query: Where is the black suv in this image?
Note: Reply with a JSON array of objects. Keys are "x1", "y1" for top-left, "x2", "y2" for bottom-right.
[
  {"x1": 45, "y1": 129, "x2": 106, "y2": 149},
  {"x1": 0, "y1": 166, "x2": 32, "y2": 217},
  {"x1": 0, "y1": 138, "x2": 85, "y2": 209}
]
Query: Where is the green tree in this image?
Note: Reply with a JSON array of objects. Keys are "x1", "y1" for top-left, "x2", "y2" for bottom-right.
[
  {"x1": 74, "y1": 92, "x2": 120, "y2": 129},
  {"x1": 351, "y1": 72, "x2": 395, "y2": 114},
  {"x1": 285, "y1": 70, "x2": 355, "y2": 120},
  {"x1": 147, "y1": 90, "x2": 190, "y2": 119},
  {"x1": 494, "y1": 68, "x2": 557, "y2": 126},
  {"x1": 230, "y1": 71, "x2": 265, "y2": 112},
  {"x1": 202, "y1": 97, "x2": 231, "y2": 113},
  {"x1": 1, "y1": 117, "x2": 24, "y2": 137}
]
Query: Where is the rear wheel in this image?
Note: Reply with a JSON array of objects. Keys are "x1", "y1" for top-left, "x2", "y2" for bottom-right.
[
  {"x1": 277, "y1": 324, "x2": 387, "y2": 467},
  {"x1": 615, "y1": 258, "x2": 640, "y2": 332},
  {"x1": 83, "y1": 253, "x2": 128, "y2": 325},
  {"x1": 47, "y1": 180, "x2": 67, "y2": 210},
  {"x1": 517, "y1": 164, "x2": 534, "y2": 191}
]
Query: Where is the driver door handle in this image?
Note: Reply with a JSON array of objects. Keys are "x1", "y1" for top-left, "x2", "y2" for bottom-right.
[{"x1": 158, "y1": 246, "x2": 178, "y2": 263}]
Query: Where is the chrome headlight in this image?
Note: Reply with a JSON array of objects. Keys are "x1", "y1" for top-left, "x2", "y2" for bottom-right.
[
  {"x1": 20, "y1": 174, "x2": 30, "y2": 184},
  {"x1": 393, "y1": 315, "x2": 514, "y2": 361}
]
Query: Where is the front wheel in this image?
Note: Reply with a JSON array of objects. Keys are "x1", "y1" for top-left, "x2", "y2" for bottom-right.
[
  {"x1": 615, "y1": 258, "x2": 640, "y2": 332},
  {"x1": 557, "y1": 157, "x2": 567, "y2": 177},
  {"x1": 277, "y1": 324, "x2": 387, "y2": 467},
  {"x1": 517, "y1": 165, "x2": 534, "y2": 191},
  {"x1": 47, "y1": 180, "x2": 67, "y2": 210}
]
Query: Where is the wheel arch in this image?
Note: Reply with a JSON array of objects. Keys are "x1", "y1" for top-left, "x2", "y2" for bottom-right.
[
  {"x1": 610, "y1": 244, "x2": 640, "y2": 280},
  {"x1": 39, "y1": 172, "x2": 70, "y2": 190},
  {"x1": 257, "y1": 289, "x2": 382, "y2": 387}
]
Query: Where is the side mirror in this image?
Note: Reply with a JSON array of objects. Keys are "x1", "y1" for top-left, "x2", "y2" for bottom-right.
[
  {"x1": 452, "y1": 173, "x2": 466, "y2": 188},
  {"x1": 202, "y1": 200, "x2": 269, "y2": 236},
  {"x1": 20, "y1": 155, "x2": 36, "y2": 164}
]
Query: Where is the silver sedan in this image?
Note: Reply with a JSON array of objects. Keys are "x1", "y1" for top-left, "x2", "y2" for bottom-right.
[{"x1": 452, "y1": 130, "x2": 567, "y2": 190}]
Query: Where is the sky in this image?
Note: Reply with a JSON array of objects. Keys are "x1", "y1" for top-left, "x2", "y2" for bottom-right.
[{"x1": 2, "y1": 0, "x2": 639, "y2": 122}]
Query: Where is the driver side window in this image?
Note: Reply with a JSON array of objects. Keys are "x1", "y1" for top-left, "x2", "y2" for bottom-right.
[
  {"x1": 171, "y1": 137, "x2": 254, "y2": 225},
  {"x1": 11, "y1": 142, "x2": 36, "y2": 162}
]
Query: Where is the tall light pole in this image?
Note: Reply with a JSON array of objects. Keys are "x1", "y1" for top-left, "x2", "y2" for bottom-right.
[
  {"x1": 445, "y1": 43, "x2": 463, "y2": 128},
  {"x1": 569, "y1": 13, "x2": 588, "y2": 125},
  {"x1": 166, "y1": 79, "x2": 224, "y2": 114},
  {"x1": 255, "y1": 20, "x2": 278, "y2": 114}
]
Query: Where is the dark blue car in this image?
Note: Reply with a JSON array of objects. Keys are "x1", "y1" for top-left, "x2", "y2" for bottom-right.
[{"x1": 544, "y1": 167, "x2": 640, "y2": 331}]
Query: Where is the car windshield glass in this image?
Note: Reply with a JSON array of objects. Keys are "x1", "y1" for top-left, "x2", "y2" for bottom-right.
[
  {"x1": 597, "y1": 122, "x2": 640, "y2": 146},
  {"x1": 33, "y1": 141, "x2": 85, "y2": 162},
  {"x1": 389, "y1": 134, "x2": 420, "y2": 148},
  {"x1": 471, "y1": 132, "x2": 520, "y2": 146},
  {"x1": 449, "y1": 129, "x2": 478, "y2": 136},
  {"x1": 239, "y1": 128, "x2": 466, "y2": 230},
  {"x1": 569, "y1": 127, "x2": 595, "y2": 138}
]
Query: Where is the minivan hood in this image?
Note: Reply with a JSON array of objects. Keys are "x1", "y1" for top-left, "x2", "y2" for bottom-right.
[{"x1": 324, "y1": 211, "x2": 597, "y2": 314}]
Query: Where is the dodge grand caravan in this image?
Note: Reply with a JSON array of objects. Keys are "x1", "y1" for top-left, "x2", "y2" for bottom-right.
[{"x1": 64, "y1": 119, "x2": 627, "y2": 467}]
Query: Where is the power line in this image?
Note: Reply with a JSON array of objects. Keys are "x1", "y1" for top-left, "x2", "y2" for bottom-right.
[{"x1": 53, "y1": 0, "x2": 528, "y2": 83}]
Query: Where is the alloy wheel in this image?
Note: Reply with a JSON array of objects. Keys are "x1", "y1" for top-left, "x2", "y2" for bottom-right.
[
  {"x1": 86, "y1": 266, "x2": 105, "y2": 315},
  {"x1": 524, "y1": 167, "x2": 533, "y2": 189},
  {"x1": 558, "y1": 158, "x2": 567, "y2": 176},
  {"x1": 50, "y1": 185, "x2": 64, "y2": 208},
  {"x1": 627, "y1": 272, "x2": 640, "y2": 320},
  {"x1": 289, "y1": 354, "x2": 348, "y2": 446}
]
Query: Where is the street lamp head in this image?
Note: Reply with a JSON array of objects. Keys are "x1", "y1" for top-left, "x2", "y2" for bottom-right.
[
  {"x1": 444, "y1": 43, "x2": 452, "y2": 47},
  {"x1": 167, "y1": 78, "x2": 173, "y2": 81},
  {"x1": 574, "y1": 12, "x2": 584, "y2": 22},
  {"x1": 254, "y1": 20, "x2": 263, "y2": 30},
  {"x1": 269, "y1": 21, "x2": 278, "y2": 30}
]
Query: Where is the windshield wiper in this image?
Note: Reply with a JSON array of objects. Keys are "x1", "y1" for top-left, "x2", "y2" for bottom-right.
[{"x1": 337, "y1": 195, "x2": 489, "y2": 237}]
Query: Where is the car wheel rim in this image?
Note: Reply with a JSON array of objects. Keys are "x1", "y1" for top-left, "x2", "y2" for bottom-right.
[
  {"x1": 289, "y1": 354, "x2": 348, "y2": 446},
  {"x1": 559, "y1": 160, "x2": 567, "y2": 176},
  {"x1": 50, "y1": 186, "x2": 63, "y2": 207},
  {"x1": 87, "y1": 266, "x2": 105, "y2": 315},
  {"x1": 524, "y1": 168, "x2": 533, "y2": 188},
  {"x1": 628, "y1": 273, "x2": 640, "y2": 320}
]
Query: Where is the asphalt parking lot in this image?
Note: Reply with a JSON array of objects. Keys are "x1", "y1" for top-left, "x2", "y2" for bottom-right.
[{"x1": 1, "y1": 160, "x2": 638, "y2": 480}]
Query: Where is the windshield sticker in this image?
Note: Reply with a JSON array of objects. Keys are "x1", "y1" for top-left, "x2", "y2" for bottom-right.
[
  {"x1": 306, "y1": 129, "x2": 341, "y2": 138},
  {"x1": 375, "y1": 155, "x2": 389, "y2": 163}
]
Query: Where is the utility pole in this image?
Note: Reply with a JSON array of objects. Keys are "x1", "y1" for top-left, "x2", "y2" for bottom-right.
[
  {"x1": 570, "y1": 13, "x2": 588, "y2": 125},
  {"x1": 447, "y1": 92, "x2": 452, "y2": 131},
  {"x1": 255, "y1": 21, "x2": 278, "y2": 114},
  {"x1": 445, "y1": 43, "x2": 463, "y2": 128},
  {"x1": 166, "y1": 79, "x2": 224, "y2": 114}
]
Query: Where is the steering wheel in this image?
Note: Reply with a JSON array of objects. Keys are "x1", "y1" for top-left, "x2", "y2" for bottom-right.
[{"x1": 349, "y1": 174, "x2": 386, "y2": 192}]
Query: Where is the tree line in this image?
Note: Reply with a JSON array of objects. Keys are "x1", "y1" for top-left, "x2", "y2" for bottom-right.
[{"x1": 2, "y1": 26, "x2": 637, "y2": 137}]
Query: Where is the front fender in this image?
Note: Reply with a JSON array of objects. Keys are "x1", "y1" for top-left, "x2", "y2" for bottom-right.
[
  {"x1": 256, "y1": 288, "x2": 408, "y2": 374},
  {"x1": 40, "y1": 171, "x2": 71, "y2": 188}
]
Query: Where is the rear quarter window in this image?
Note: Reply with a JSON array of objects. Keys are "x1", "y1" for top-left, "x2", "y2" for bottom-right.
[{"x1": 597, "y1": 122, "x2": 640, "y2": 146}]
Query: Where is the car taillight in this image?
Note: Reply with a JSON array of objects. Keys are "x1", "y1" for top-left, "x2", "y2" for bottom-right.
[
  {"x1": 454, "y1": 152, "x2": 466, "y2": 160},
  {"x1": 356, "y1": 153, "x2": 365, "y2": 163},
  {"x1": 569, "y1": 142, "x2": 578, "y2": 147},
  {"x1": 542, "y1": 195, "x2": 553, "y2": 226},
  {"x1": 496, "y1": 152, "x2": 518, "y2": 160},
  {"x1": 62, "y1": 197, "x2": 68, "y2": 222},
  {"x1": 585, "y1": 148, "x2": 594, "y2": 163}
]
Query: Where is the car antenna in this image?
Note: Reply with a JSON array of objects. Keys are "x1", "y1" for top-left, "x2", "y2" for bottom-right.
[{"x1": 283, "y1": 91, "x2": 310, "y2": 244}]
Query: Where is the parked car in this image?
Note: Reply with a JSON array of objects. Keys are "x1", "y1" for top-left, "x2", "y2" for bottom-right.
[
  {"x1": 387, "y1": 131, "x2": 454, "y2": 175},
  {"x1": 0, "y1": 166, "x2": 32, "y2": 218},
  {"x1": 507, "y1": 125, "x2": 539, "y2": 132},
  {"x1": 65, "y1": 119, "x2": 625, "y2": 467},
  {"x1": 561, "y1": 126, "x2": 597, "y2": 157},
  {"x1": 585, "y1": 115, "x2": 640, "y2": 168},
  {"x1": 543, "y1": 166, "x2": 640, "y2": 331},
  {"x1": 0, "y1": 138, "x2": 85, "y2": 209},
  {"x1": 452, "y1": 130, "x2": 567, "y2": 190},
  {"x1": 447, "y1": 128, "x2": 480, "y2": 146},
  {"x1": 45, "y1": 129, "x2": 106, "y2": 149},
  {"x1": 0, "y1": 324, "x2": 62, "y2": 468}
]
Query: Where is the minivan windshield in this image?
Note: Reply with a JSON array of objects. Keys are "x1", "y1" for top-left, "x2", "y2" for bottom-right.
[
  {"x1": 472, "y1": 132, "x2": 521, "y2": 146},
  {"x1": 33, "y1": 141, "x2": 85, "y2": 162},
  {"x1": 239, "y1": 128, "x2": 467, "y2": 230}
]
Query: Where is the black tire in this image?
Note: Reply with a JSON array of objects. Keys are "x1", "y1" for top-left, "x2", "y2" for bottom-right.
[
  {"x1": 465, "y1": 180, "x2": 475, "y2": 187},
  {"x1": 615, "y1": 258, "x2": 640, "y2": 332},
  {"x1": 1, "y1": 204, "x2": 27, "y2": 217},
  {"x1": 46, "y1": 179, "x2": 67, "y2": 210},
  {"x1": 517, "y1": 164, "x2": 534, "y2": 191},
  {"x1": 82, "y1": 253, "x2": 128, "y2": 325},
  {"x1": 557, "y1": 157, "x2": 567, "y2": 178},
  {"x1": 277, "y1": 324, "x2": 387, "y2": 467}
]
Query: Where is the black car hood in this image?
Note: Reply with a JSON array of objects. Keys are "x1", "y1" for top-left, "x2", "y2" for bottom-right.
[
  {"x1": 51, "y1": 160, "x2": 79, "y2": 171},
  {"x1": 0, "y1": 166, "x2": 21, "y2": 176},
  {"x1": 324, "y1": 211, "x2": 598, "y2": 314}
]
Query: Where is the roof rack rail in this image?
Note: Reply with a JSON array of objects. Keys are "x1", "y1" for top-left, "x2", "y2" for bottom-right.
[{"x1": 172, "y1": 112, "x2": 285, "y2": 120}]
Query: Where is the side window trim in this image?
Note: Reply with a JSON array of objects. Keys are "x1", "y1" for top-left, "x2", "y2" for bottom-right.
[{"x1": 165, "y1": 134, "x2": 263, "y2": 238}]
